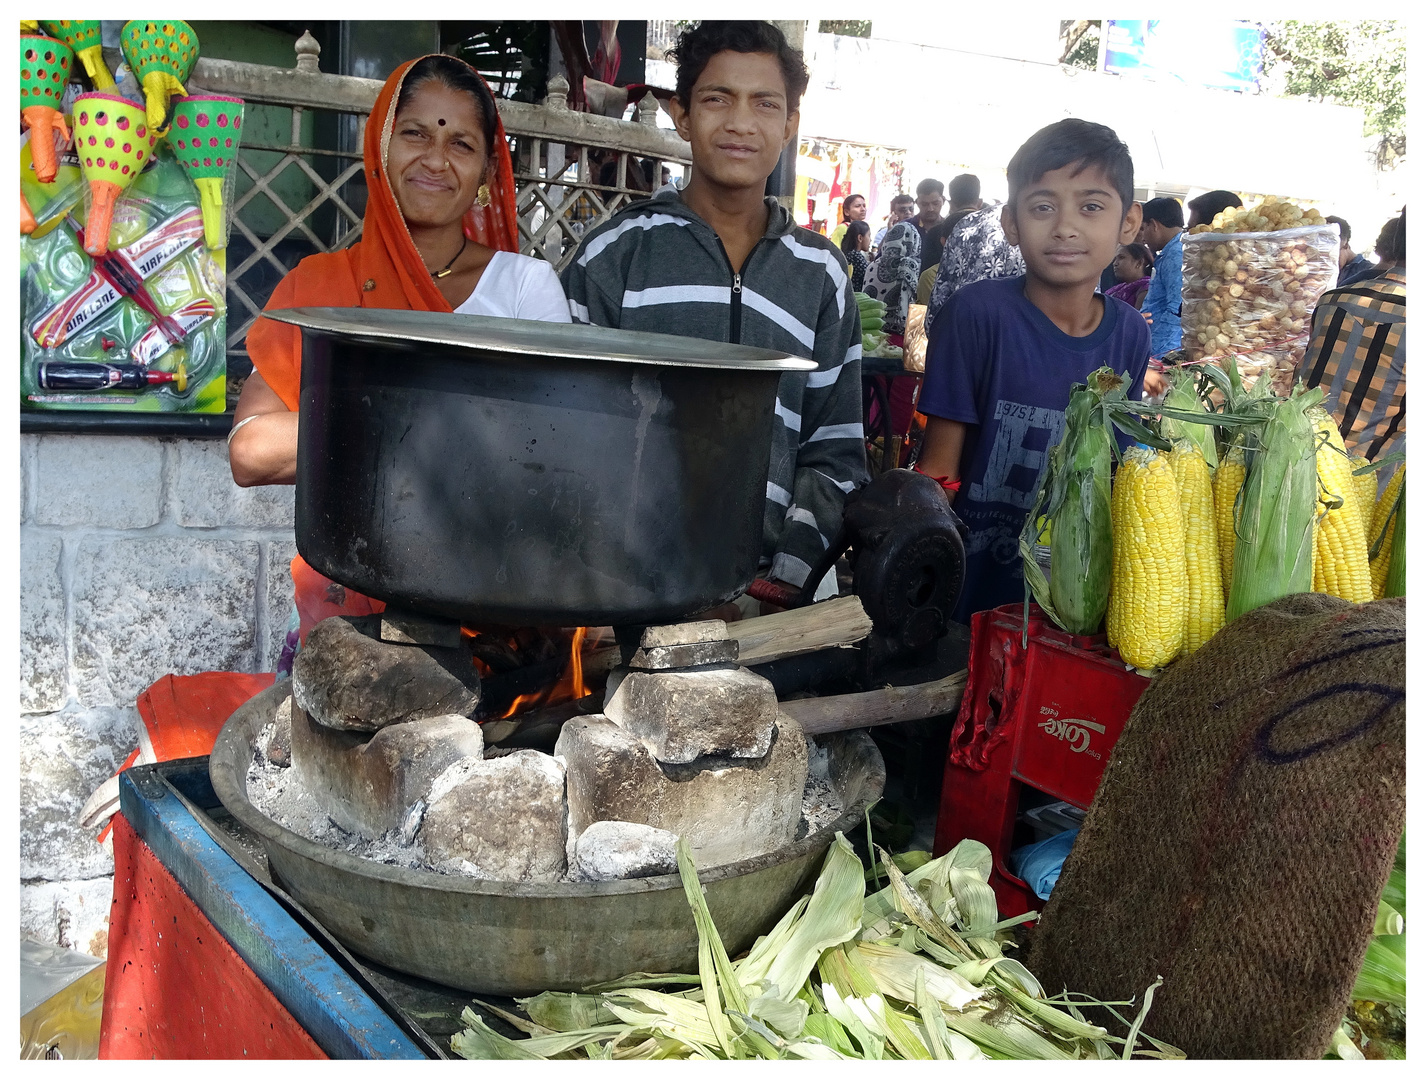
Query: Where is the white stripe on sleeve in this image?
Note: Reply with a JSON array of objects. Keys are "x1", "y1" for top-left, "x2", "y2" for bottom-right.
[
  {"x1": 567, "y1": 299, "x2": 590, "y2": 323},
  {"x1": 806, "y1": 422, "x2": 866, "y2": 443},
  {"x1": 766, "y1": 481, "x2": 793, "y2": 506},
  {"x1": 774, "y1": 400, "x2": 802, "y2": 432}
]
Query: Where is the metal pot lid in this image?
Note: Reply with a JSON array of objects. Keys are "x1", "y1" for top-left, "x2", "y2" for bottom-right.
[{"x1": 263, "y1": 307, "x2": 818, "y2": 373}]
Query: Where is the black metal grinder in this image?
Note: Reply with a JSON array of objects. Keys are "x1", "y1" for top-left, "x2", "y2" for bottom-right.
[{"x1": 795, "y1": 468, "x2": 967, "y2": 664}]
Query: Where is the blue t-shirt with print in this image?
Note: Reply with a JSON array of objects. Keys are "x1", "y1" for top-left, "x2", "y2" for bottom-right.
[{"x1": 919, "y1": 274, "x2": 1151, "y2": 623}]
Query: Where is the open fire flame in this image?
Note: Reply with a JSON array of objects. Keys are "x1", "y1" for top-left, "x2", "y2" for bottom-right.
[{"x1": 464, "y1": 626, "x2": 593, "y2": 720}]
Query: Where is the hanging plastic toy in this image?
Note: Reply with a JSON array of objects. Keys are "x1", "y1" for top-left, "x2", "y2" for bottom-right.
[
  {"x1": 120, "y1": 19, "x2": 199, "y2": 132},
  {"x1": 22, "y1": 192, "x2": 38, "y2": 235},
  {"x1": 20, "y1": 33, "x2": 75, "y2": 184},
  {"x1": 168, "y1": 95, "x2": 244, "y2": 249},
  {"x1": 71, "y1": 92, "x2": 158, "y2": 256},
  {"x1": 41, "y1": 20, "x2": 115, "y2": 90}
]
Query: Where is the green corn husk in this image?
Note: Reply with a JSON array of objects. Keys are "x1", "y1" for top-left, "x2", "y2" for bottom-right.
[
  {"x1": 1226, "y1": 385, "x2": 1324, "y2": 622},
  {"x1": 1352, "y1": 936, "x2": 1406, "y2": 1007},
  {"x1": 1019, "y1": 373, "x2": 1116, "y2": 635},
  {"x1": 451, "y1": 830, "x2": 1183, "y2": 1060},
  {"x1": 1159, "y1": 366, "x2": 1218, "y2": 470},
  {"x1": 1385, "y1": 473, "x2": 1405, "y2": 597}
]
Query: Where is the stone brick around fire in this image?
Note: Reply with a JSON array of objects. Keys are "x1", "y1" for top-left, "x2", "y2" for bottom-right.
[
  {"x1": 603, "y1": 666, "x2": 778, "y2": 764},
  {"x1": 293, "y1": 616, "x2": 481, "y2": 732},
  {"x1": 572, "y1": 820, "x2": 679, "y2": 881},
  {"x1": 420, "y1": 751, "x2": 568, "y2": 882},
  {"x1": 637, "y1": 620, "x2": 728, "y2": 649},
  {"x1": 556, "y1": 712, "x2": 808, "y2": 870},
  {"x1": 289, "y1": 704, "x2": 484, "y2": 838}
]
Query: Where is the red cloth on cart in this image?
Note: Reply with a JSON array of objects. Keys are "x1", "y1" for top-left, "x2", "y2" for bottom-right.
[
  {"x1": 94, "y1": 672, "x2": 275, "y2": 844},
  {"x1": 100, "y1": 815, "x2": 327, "y2": 1059}
]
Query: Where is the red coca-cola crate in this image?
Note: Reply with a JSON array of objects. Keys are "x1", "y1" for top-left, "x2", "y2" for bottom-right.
[{"x1": 933, "y1": 603, "x2": 1151, "y2": 916}]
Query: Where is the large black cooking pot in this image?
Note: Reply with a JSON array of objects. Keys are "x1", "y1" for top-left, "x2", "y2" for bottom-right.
[{"x1": 264, "y1": 308, "x2": 815, "y2": 627}]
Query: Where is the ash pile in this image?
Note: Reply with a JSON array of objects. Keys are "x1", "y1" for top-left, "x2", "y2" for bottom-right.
[{"x1": 247, "y1": 615, "x2": 842, "y2": 883}]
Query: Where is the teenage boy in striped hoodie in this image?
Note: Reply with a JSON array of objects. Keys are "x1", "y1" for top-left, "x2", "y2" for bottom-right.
[{"x1": 562, "y1": 21, "x2": 867, "y2": 603}]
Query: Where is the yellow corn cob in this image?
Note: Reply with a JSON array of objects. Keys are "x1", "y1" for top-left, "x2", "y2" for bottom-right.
[
  {"x1": 1111, "y1": 447, "x2": 1187, "y2": 670},
  {"x1": 1213, "y1": 446, "x2": 1247, "y2": 602},
  {"x1": 1310, "y1": 411, "x2": 1373, "y2": 603},
  {"x1": 1369, "y1": 465, "x2": 1405, "y2": 598},
  {"x1": 1350, "y1": 456, "x2": 1377, "y2": 534},
  {"x1": 1170, "y1": 441, "x2": 1225, "y2": 656}
]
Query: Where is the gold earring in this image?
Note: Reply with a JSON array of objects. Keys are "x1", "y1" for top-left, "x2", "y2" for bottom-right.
[{"x1": 477, "y1": 184, "x2": 491, "y2": 208}]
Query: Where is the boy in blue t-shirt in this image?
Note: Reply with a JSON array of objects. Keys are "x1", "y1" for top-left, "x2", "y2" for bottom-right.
[{"x1": 916, "y1": 119, "x2": 1151, "y2": 623}]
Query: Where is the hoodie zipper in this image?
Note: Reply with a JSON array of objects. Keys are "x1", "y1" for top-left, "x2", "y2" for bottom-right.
[{"x1": 714, "y1": 236, "x2": 746, "y2": 344}]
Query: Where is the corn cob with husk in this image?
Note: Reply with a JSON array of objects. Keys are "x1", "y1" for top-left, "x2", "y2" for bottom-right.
[
  {"x1": 1158, "y1": 366, "x2": 1218, "y2": 470},
  {"x1": 1108, "y1": 446, "x2": 1187, "y2": 670},
  {"x1": 1020, "y1": 369, "x2": 1167, "y2": 637},
  {"x1": 1369, "y1": 465, "x2": 1406, "y2": 599},
  {"x1": 1225, "y1": 386, "x2": 1323, "y2": 622},
  {"x1": 1308, "y1": 407, "x2": 1373, "y2": 604},
  {"x1": 1213, "y1": 445, "x2": 1247, "y2": 601},
  {"x1": 1169, "y1": 441, "x2": 1224, "y2": 655}
]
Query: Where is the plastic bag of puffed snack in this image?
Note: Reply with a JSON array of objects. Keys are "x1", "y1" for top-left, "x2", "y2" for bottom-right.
[
  {"x1": 902, "y1": 303, "x2": 927, "y2": 372},
  {"x1": 1180, "y1": 220, "x2": 1339, "y2": 397}
]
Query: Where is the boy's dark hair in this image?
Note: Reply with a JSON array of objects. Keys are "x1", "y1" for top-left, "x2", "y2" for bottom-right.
[
  {"x1": 839, "y1": 219, "x2": 870, "y2": 256},
  {"x1": 1006, "y1": 119, "x2": 1134, "y2": 218},
  {"x1": 1142, "y1": 197, "x2": 1185, "y2": 229},
  {"x1": 948, "y1": 173, "x2": 981, "y2": 206},
  {"x1": 1375, "y1": 209, "x2": 1406, "y2": 263},
  {"x1": 668, "y1": 21, "x2": 809, "y2": 112},
  {"x1": 1324, "y1": 215, "x2": 1351, "y2": 245},
  {"x1": 1187, "y1": 189, "x2": 1242, "y2": 223},
  {"x1": 396, "y1": 54, "x2": 498, "y2": 151},
  {"x1": 916, "y1": 177, "x2": 944, "y2": 198},
  {"x1": 890, "y1": 193, "x2": 915, "y2": 208}
]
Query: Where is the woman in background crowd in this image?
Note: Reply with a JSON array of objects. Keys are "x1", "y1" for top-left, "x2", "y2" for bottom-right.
[
  {"x1": 1105, "y1": 242, "x2": 1154, "y2": 310},
  {"x1": 840, "y1": 219, "x2": 871, "y2": 292},
  {"x1": 829, "y1": 192, "x2": 866, "y2": 249}
]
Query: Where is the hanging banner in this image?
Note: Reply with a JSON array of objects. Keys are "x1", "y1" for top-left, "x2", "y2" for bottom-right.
[{"x1": 1103, "y1": 19, "x2": 1264, "y2": 94}]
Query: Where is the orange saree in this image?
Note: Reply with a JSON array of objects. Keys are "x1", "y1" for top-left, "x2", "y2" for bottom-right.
[{"x1": 245, "y1": 55, "x2": 520, "y2": 646}]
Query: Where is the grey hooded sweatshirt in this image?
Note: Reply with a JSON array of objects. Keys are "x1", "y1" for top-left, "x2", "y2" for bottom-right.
[{"x1": 561, "y1": 189, "x2": 867, "y2": 589}]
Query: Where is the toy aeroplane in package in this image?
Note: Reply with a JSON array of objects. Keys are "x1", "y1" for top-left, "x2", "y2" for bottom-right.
[{"x1": 28, "y1": 204, "x2": 216, "y2": 365}]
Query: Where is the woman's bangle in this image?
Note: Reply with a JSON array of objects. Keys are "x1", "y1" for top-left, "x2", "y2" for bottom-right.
[{"x1": 226, "y1": 414, "x2": 261, "y2": 447}]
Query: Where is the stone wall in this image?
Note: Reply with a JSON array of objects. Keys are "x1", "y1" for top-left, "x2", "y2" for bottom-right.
[{"x1": 19, "y1": 433, "x2": 296, "y2": 957}]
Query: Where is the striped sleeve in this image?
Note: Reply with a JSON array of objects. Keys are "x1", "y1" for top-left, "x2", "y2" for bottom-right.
[
  {"x1": 560, "y1": 230, "x2": 623, "y2": 327},
  {"x1": 769, "y1": 260, "x2": 868, "y2": 588}
]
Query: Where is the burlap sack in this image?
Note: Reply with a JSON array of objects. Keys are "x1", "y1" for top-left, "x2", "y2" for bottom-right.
[{"x1": 1027, "y1": 593, "x2": 1405, "y2": 1059}]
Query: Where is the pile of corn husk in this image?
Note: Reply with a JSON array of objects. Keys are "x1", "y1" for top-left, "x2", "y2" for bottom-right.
[{"x1": 450, "y1": 833, "x2": 1183, "y2": 1060}]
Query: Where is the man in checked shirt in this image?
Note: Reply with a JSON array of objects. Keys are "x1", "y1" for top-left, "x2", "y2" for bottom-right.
[{"x1": 1302, "y1": 207, "x2": 1406, "y2": 472}]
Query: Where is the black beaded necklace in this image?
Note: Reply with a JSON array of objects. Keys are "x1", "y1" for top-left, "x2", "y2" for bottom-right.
[{"x1": 431, "y1": 235, "x2": 467, "y2": 279}]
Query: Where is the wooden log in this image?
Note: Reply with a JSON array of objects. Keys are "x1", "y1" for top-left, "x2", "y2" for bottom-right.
[
  {"x1": 779, "y1": 669, "x2": 967, "y2": 736},
  {"x1": 582, "y1": 595, "x2": 874, "y2": 681}
]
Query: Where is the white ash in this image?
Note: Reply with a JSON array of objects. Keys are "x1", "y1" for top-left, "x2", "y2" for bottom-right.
[{"x1": 245, "y1": 734, "x2": 844, "y2": 880}]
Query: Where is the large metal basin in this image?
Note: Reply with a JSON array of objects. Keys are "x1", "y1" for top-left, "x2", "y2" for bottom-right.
[
  {"x1": 210, "y1": 681, "x2": 884, "y2": 996},
  {"x1": 264, "y1": 308, "x2": 815, "y2": 627}
]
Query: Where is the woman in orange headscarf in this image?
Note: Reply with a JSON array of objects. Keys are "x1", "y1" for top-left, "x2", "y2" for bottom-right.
[{"x1": 229, "y1": 55, "x2": 569, "y2": 660}]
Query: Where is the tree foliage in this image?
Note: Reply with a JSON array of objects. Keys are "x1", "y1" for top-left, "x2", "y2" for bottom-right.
[
  {"x1": 1059, "y1": 20, "x2": 1100, "y2": 70},
  {"x1": 1262, "y1": 20, "x2": 1405, "y2": 167},
  {"x1": 818, "y1": 21, "x2": 872, "y2": 39}
]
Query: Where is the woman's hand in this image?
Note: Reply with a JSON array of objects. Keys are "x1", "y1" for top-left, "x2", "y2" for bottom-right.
[{"x1": 228, "y1": 371, "x2": 299, "y2": 486}]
